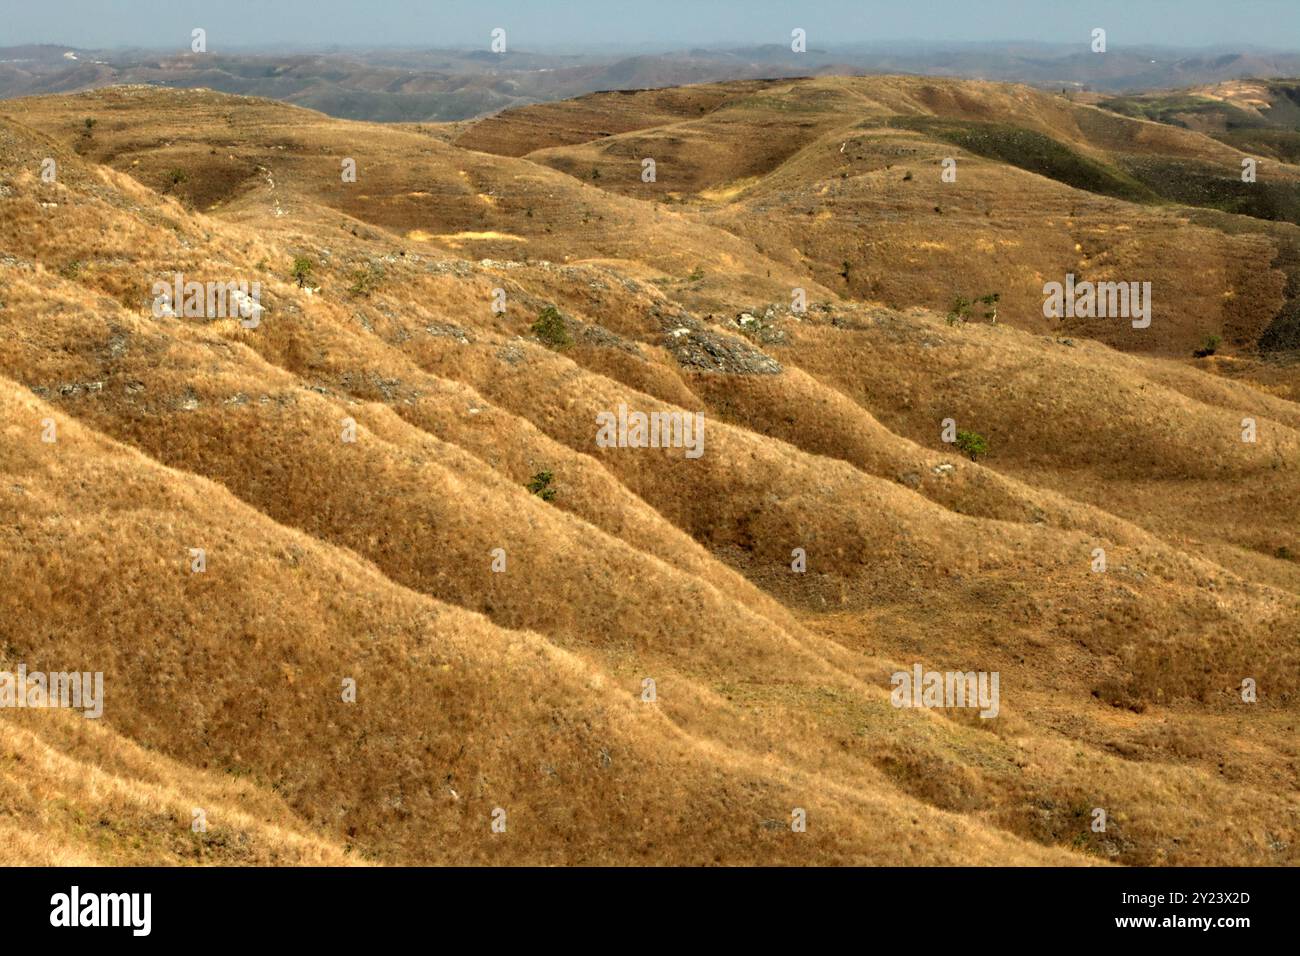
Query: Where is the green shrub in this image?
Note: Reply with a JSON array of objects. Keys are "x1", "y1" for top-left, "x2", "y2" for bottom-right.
[
  {"x1": 946, "y1": 295, "x2": 971, "y2": 325},
  {"x1": 977, "y1": 292, "x2": 1000, "y2": 323},
  {"x1": 291, "y1": 256, "x2": 314, "y2": 289},
  {"x1": 1193, "y1": 335, "x2": 1221, "y2": 358},
  {"x1": 955, "y1": 429, "x2": 989, "y2": 461},
  {"x1": 946, "y1": 292, "x2": 1000, "y2": 325},
  {"x1": 531, "y1": 306, "x2": 571, "y2": 349},
  {"x1": 526, "y1": 470, "x2": 557, "y2": 502}
]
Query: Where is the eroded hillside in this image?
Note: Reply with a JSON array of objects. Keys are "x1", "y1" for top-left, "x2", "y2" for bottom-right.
[{"x1": 0, "y1": 79, "x2": 1296, "y2": 865}]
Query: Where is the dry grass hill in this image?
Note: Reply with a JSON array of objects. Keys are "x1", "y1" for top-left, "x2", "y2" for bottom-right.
[{"x1": 0, "y1": 75, "x2": 1296, "y2": 866}]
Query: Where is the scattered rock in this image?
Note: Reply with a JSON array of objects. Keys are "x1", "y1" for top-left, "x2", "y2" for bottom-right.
[
  {"x1": 497, "y1": 342, "x2": 526, "y2": 366},
  {"x1": 653, "y1": 308, "x2": 782, "y2": 375},
  {"x1": 424, "y1": 322, "x2": 472, "y2": 344}
]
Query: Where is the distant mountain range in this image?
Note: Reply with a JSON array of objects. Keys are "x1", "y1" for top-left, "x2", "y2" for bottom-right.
[{"x1": 4, "y1": 42, "x2": 1300, "y2": 122}]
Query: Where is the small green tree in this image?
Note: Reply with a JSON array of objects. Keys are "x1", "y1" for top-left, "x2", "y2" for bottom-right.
[
  {"x1": 1193, "y1": 335, "x2": 1221, "y2": 358},
  {"x1": 976, "y1": 292, "x2": 1000, "y2": 323},
  {"x1": 955, "y1": 429, "x2": 989, "y2": 461},
  {"x1": 947, "y1": 292, "x2": 1000, "y2": 325},
  {"x1": 291, "y1": 256, "x2": 315, "y2": 289},
  {"x1": 526, "y1": 470, "x2": 557, "y2": 502},
  {"x1": 531, "y1": 306, "x2": 571, "y2": 349},
  {"x1": 946, "y1": 295, "x2": 972, "y2": 325}
]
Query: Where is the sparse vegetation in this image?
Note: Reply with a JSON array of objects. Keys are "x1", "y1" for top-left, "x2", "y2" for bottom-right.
[
  {"x1": 955, "y1": 429, "x2": 989, "y2": 461},
  {"x1": 1099, "y1": 88, "x2": 1300, "y2": 166},
  {"x1": 1193, "y1": 335, "x2": 1221, "y2": 358},
  {"x1": 2, "y1": 69, "x2": 1295, "y2": 872},
  {"x1": 946, "y1": 292, "x2": 1000, "y2": 325},
  {"x1": 890, "y1": 116, "x2": 1157, "y2": 204},
  {"x1": 347, "y1": 264, "x2": 384, "y2": 297},
  {"x1": 979, "y1": 292, "x2": 1000, "y2": 323},
  {"x1": 890, "y1": 109, "x2": 1300, "y2": 226},
  {"x1": 1124, "y1": 157, "x2": 1300, "y2": 224},
  {"x1": 291, "y1": 256, "x2": 315, "y2": 289},
  {"x1": 526, "y1": 469, "x2": 557, "y2": 502},
  {"x1": 531, "y1": 305, "x2": 571, "y2": 349}
]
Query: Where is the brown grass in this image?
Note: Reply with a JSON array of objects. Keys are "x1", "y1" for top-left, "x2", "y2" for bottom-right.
[{"x1": 0, "y1": 78, "x2": 1296, "y2": 865}]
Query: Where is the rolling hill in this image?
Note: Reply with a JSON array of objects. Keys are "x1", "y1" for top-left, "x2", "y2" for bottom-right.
[{"x1": 0, "y1": 75, "x2": 1296, "y2": 865}]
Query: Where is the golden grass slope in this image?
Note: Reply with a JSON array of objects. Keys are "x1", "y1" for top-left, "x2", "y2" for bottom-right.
[
  {"x1": 0, "y1": 379, "x2": 1079, "y2": 866},
  {"x1": 460, "y1": 74, "x2": 1300, "y2": 360},
  {"x1": 0, "y1": 81, "x2": 1296, "y2": 865}
]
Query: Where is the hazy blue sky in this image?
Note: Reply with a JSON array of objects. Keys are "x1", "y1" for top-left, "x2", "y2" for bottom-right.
[{"x1": 4, "y1": 0, "x2": 1297, "y2": 51}]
